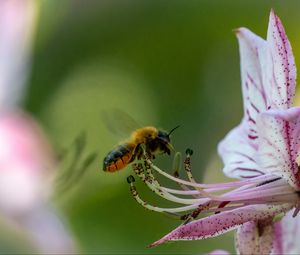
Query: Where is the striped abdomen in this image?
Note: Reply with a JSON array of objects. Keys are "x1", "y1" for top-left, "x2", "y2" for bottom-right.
[{"x1": 103, "y1": 143, "x2": 136, "y2": 172}]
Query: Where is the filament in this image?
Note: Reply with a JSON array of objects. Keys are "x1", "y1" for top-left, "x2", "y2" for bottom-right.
[
  {"x1": 132, "y1": 163, "x2": 206, "y2": 205},
  {"x1": 127, "y1": 148, "x2": 297, "y2": 224},
  {"x1": 172, "y1": 152, "x2": 193, "y2": 192},
  {"x1": 127, "y1": 176, "x2": 208, "y2": 214}
]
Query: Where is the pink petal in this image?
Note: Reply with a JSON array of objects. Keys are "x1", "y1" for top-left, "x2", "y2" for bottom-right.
[
  {"x1": 257, "y1": 108, "x2": 300, "y2": 189},
  {"x1": 218, "y1": 120, "x2": 264, "y2": 179},
  {"x1": 263, "y1": 10, "x2": 296, "y2": 109},
  {"x1": 272, "y1": 210, "x2": 300, "y2": 254},
  {"x1": 0, "y1": 111, "x2": 54, "y2": 215},
  {"x1": 235, "y1": 28, "x2": 268, "y2": 139},
  {"x1": 235, "y1": 220, "x2": 273, "y2": 254},
  {"x1": 149, "y1": 204, "x2": 292, "y2": 247}
]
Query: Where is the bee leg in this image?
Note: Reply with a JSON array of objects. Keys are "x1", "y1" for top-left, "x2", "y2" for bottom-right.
[
  {"x1": 146, "y1": 149, "x2": 155, "y2": 160},
  {"x1": 142, "y1": 146, "x2": 153, "y2": 160},
  {"x1": 161, "y1": 144, "x2": 171, "y2": 156},
  {"x1": 137, "y1": 149, "x2": 143, "y2": 160},
  {"x1": 133, "y1": 144, "x2": 142, "y2": 160}
]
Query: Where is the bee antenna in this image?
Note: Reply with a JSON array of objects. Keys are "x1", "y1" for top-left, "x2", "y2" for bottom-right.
[{"x1": 168, "y1": 125, "x2": 180, "y2": 136}]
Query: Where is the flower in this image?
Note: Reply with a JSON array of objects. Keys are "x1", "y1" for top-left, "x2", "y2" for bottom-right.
[
  {"x1": 126, "y1": 10, "x2": 300, "y2": 254},
  {"x1": 0, "y1": 0, "x2": 75, "y2": 253},
  {"x1": 0, "y1": 0, "x2": 36, "y2": 109},
  {"x1": 0, "y1": 111, "x2": 53, "y2": 216},
  {"x1": 0, "y1": 111, "x2": 76, "y2": 253}
]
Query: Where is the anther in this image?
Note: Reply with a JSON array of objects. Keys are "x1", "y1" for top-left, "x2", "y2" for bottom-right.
[
  {"x1": 185, "y1": 148, "x2": 193, "y2": 156},
  {"x1": 127, "y1": 175, "x2": 135, "y2": 184}
]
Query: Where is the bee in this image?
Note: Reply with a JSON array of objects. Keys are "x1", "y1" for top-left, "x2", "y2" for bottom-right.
[{"x1": 103, "y1": 125, "x2": 179, "y2": 172}]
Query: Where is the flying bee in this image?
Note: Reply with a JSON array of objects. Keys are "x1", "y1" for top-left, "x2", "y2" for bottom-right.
[{"x1": 103, "y1": 125, "x2": 179, "y2": 173}]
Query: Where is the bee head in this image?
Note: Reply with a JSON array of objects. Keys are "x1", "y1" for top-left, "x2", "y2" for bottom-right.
[
  {"x1": 158, "y1": 125, "x2": 180, "y2": 141},
  {"x1": 157, "y1": 125, "x2": 179, "y2": 151},
  {"x1": 157, "y1": 130, "x2": 171, "y2": 143}
]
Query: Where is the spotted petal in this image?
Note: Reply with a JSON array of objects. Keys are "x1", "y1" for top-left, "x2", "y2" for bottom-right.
[
  {"x1": 149, "y1": 204, "x2": 292, "y2": 247},
  {"x1": 235, "y1": 220, "x2": 273, "y2": 255},
  {"x1": 257, "y1": 108, "x2": 300, "y2": 190},
  {"x1": 263, "y1": 10, "x2": 296, "y2": 109},
  {"x1": 272, "y1": 210, "x2": 300, "y2": 254},
  {"x1": 219, "y1": 11, "x2": 297, "y2": 180}
]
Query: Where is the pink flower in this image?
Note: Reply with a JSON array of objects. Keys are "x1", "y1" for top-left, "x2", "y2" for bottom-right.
[
  {"x1": 127, "y1": 10, "x2": 300, "y2": 254},
  {"x1": 0, "y1": 111, "x2": 53, "y2": 216},
  {"x1": 0, "y1": 0, "x2": 75, "y2": 253},
  {"x1": 0, "y1": 111, "x2": 76, "y2": 253}
]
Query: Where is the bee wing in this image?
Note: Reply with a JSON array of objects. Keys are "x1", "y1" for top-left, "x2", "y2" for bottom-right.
[{"x1": 101, "y1": 108, "x2": 142, "y2": 139}]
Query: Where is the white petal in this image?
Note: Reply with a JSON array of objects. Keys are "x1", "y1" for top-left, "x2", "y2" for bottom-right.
[
  {"x1": 272, "y1": 210, "x2": 300, "y2": 254},
  {"x1": 218, "y1": 27, "x2": 272, "y2": 179},
  {"x1": 236, "y1": 28, "x2": 268, "y2": 139},
  {"x1": 0, "y1": 0, "x2": 38, "y2": 109},
  {"x1": 257, "y1": 108, "x2": 300, "y2": 189},
  {"x1": 218, "y1": 120, "x2": 264, "y2": 179}
]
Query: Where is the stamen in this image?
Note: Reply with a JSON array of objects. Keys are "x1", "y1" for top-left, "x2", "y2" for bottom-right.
[
  {"x1": 172, "y1": 152, "x2": 196, "y2": 194},
  {"x1": 181, "y1": 202, "x2": 211, "y2": 224},
  {"x1": 206, "y1": 204, "x2": 244, "y2": 213},
  {"x1": 132, "y1": 163, "x2": 207, "y2": 205},
  {"x1": 234, "y1": 178, "x2": 287, "y2": 195},
  {"x1": 218, "y1": 185, "x2": 295, "y2": 202},
  {"x1": 128, "y1": 146, "x2": 296, "y2": 225},
  {"x1": 184, "y1": 148, "x2": 215, "y2": 198},
  {"x1": 126, "y1": 175, "x2": 207, "y2": 214},
  {"x1": 161, "y1": 187, "x2": 200, "y2": 196},
  {"x1": 215, "y1": 201, "x2": 231, "y2": 214}
]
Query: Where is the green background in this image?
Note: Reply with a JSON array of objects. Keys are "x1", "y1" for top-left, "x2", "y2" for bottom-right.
[{"x1": 15, "y1": 0, "x2": 300, "y2": 254}]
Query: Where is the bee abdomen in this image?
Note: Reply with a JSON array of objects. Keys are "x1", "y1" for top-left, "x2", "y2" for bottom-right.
[{"x1": 103, "y1": 143, "x2": 135, "y2": 172}]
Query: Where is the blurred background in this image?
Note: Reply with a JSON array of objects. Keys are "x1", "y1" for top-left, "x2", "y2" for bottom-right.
[{"x1": 3, "y1": 0, "x2": 300, "y2": 254}]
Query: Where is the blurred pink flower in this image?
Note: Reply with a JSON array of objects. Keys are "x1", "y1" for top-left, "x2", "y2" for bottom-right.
[
  {"x1": 0, "y1": 111, "x2": 53, "y2": 216},
  {"x1": 127, "y1": 10, "x2": 300, "y2": 254},
  {"x1": 0, "y1": 0, "x2": 75, "y2": 253}
]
